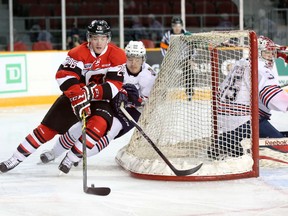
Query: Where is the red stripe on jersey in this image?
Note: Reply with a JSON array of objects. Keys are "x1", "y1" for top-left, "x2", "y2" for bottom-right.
[
  {"x1": 72, "y1": 145, "x2": 82, "y2": 154},
  {"x1": 259, "y1": 85, "x2": 281, "y2": 107},
  {"x1": 26, "y1": 134, "x2": 41, "y2": 148},
  {"x1": 99, "y1": 136, "x2": 109, "y2": 148},
  {"x1": 218, "y1": 101, "x2": 250, "y2": 116},
  {"x1": 86, "y1": 128, "x2": 101, "y2": 140},
  {"x1": 19, "y1": 144, "x2": 30, "y2": 154},
  {"x1": 56, "y1": 69, "x2": 80, "y2": 81},
  {"x1": 86, "y1": 139, "x2": 95, "y2": 150},
  {"x1": 259, "y1": 109, "x2": 271, "y2": 118},
  {"x1": 59, "y1": 135, "x2": 73, "y2": 149},
  {"x1": 33, "y1": 128, "x2": 45, "y2": 144},
  {"x1": 262, "y1": 88, "x2": 280, "y2": 106},
  {"x1": 96, "y1": 139, "x2": 104, "y2": 150},
  {"x1": 63, "y1": 133, "x2": 75, "y2": 145}
]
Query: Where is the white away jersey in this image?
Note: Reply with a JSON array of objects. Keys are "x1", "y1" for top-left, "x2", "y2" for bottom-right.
[
  {"x1": 123, "y1": 62, "x2": 157, "y2": 102},
  {"x1": 217, "y1": 58, "x2": 251, "y2": 132},
  {"x1": 258, "y1": 60, "x2": 288, "y2": 118}
]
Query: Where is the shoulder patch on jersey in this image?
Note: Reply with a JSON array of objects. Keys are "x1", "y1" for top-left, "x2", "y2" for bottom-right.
[{"x1": 148, "y1": 67, "x2": 156, "y2": 76}]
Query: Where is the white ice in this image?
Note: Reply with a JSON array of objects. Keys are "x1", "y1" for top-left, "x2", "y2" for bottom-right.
[{"x1": 1, "y1": 105, "x2": 288, "y2": 216}]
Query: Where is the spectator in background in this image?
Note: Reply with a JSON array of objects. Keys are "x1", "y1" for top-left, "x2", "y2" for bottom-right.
[
  {"x1": 38, "y1": 29, "x2": 53, "y2": 43},
  {"x1": 29, "y1": 24, "x2": 41, "y2": 43},
  {"x1": 217, "y1": 13, "x2": 234, "y2": 31},
  {"x1": 29, "y1": 23, "x2": 53, "y2": 43},
  {"x1": 148, "y1": 14, "x2": 163, "y2": 46},
  {"x1": 255, "y1": 8, "x2": 277, "y2": 40},
  {"x1": 124, "y1": 0, "x2": 136, "y2": 10},
  {"x1": 130, "y1": 16, "x2": 148, "y2": 41},
  {"x1": 160, "y1": 17, "x2": 187, "y2": 56},
  {"x1": 67, "y1": 23, "x2": 83, "y2": 49}
]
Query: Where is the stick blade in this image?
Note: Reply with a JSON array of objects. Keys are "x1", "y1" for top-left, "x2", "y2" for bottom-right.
[
  {"x1": 174, "y1": 163, "x2": 203, "y2": 176},
  {"x1": 85, "y1": 187, "x2": 111, "y2": 196}
]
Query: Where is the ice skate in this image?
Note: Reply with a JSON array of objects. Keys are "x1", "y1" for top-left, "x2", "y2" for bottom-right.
[
  {"x1": 40, "y1": 150, "x2": 55, "y2": 164},
  {"x1": 0, "y1": 156, "x2": 22, "y2": 173},
  {"x1": 58, "y1": 154, "x2": 74, "y2": 174}
]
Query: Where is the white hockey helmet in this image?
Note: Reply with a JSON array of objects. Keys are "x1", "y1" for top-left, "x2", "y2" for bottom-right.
[
  {"x1": 125, "y1": 41, "x2": 146, "y2": 61},
  {"x1": 258, "y1": 35, "x2": 276, "y2": 67}
]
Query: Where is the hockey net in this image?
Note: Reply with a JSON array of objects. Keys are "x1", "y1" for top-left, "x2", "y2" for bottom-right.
[{"x1": 116, "y1": 31, "x2": 259, "y2": 180}]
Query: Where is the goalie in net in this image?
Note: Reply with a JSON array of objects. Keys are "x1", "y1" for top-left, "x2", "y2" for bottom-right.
[
  {"x1": 208, "y1": 35, "x2": 288, "y2": 159},
  {"x1": 116, "y1": 31, "x2": 259, "y2": 181}
]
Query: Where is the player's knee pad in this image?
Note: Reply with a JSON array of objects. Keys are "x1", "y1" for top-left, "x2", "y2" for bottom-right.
[
  {"x1": 34, "y1": 124, "x2": 58, "y2": 143},
  {"x1": 85, "y1": 115, "x2": 108, "y2": 149}
]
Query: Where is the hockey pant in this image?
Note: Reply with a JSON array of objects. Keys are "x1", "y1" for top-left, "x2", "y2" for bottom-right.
[{"x1": 52, "y1": 107, "x2": 141, "y2": 159}]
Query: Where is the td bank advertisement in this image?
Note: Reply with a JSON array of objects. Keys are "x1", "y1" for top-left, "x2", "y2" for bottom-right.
[{"x1": 0, "y1": 54, "x2": 27, "y2": 93}]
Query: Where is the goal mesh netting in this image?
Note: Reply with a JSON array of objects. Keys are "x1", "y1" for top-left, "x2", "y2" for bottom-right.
[{"x1": 116, "y1": 31, "x2": 259, "y2": 181}]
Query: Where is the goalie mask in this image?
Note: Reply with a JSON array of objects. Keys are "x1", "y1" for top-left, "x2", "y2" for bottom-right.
[
  {"x1": 125, "y1": 41, "x2": 146, "y2": 61},
  {"x1": 86, "y1": 20, "x2": 111, "y2": 42},
  {"x1": 258, "y1": 35, "x2": 276, "y2": 68}
]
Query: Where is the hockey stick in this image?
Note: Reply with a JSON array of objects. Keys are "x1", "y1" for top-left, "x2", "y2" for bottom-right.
[
  {"x1": 120, "y1": 103, "x2": 203, "y2": 176},
  {"x1": 280, "y1": 83, "x2": 288, "y2": 88},
  {"x1": 81, "y1": 113, "x2": 111, "y2": 196}
]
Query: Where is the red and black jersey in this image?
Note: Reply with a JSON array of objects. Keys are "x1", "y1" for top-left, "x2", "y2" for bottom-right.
[{"x1": 56, "y1": 42, "x2": 126, "y2": 100}]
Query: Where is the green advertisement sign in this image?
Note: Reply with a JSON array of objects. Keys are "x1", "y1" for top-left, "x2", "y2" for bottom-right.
[
  {"x1": 0, "y1": 55, "x2": 27, "y2": 93},
  {"x1": 275, "y1": 58, "x2": 288, "y2": 87}
]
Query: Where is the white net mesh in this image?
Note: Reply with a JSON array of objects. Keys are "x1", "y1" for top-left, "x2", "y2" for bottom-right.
[{"x1": 116, "y1": 31, "x2": 258, "y2": 179}]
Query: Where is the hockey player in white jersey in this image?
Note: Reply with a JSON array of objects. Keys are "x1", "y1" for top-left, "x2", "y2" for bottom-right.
[
  {"x1": 208, "y1": 35, "x2": 288, "y2": 159},
  {"x1": 40, "y1": 41, "x2": 157, "y2": 173},
  {"x1": 208, "y1": 56, "x2": 252, "y2": 159},
  {"x1": 257, "y1": 36, "x2": 288, "y2": 139}
]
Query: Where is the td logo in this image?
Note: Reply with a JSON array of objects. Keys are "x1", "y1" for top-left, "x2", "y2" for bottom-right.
[
  {"x1": 6, "y1": 64, "x2": 22, "y2": 83},
  {"x1": 0, "y1": 55, "x2": 27, "y2": 93}
]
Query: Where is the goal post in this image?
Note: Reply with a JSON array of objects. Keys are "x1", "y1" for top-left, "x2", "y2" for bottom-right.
[{"x1": 116, "y1": 30, "x2": 259, "y2": 181}]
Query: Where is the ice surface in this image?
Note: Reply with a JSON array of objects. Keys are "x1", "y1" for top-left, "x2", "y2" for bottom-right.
[{"x1": 0, "y1": 105, "x2": 288, "y2": 216}]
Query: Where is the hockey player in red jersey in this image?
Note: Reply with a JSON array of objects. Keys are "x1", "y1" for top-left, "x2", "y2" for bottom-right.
[
  {"x1": 0, "y1": 20, "x2": 126, "y2": 173},
  {"x1": 39, "y1": 41, "x2": 157, "y2": 173}
]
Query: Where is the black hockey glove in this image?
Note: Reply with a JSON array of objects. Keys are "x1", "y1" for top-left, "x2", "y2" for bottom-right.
[
  {"x1": 123, "y1": 83, "x2": 142, "y2": 107},
  {"x1": 111, "y1": 88, "x2": 128, "y2": 114}
]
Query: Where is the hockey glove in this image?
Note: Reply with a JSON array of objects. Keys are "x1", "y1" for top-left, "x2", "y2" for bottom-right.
[
  {"x1": 111, "y1": 88, "x2": 128, "y2": 115},
  {"x1": 123, "y1": 83, "x2": 142, "y2": 107},
  {"x1": 87, "y1": 82, "x2": 103, "y2": 100},
  {"x1": 64, "y1": 85, "x2": 92, "y2": 120},
  {"x1": 277, "y1": 47, "x2": 288, "y2": 63}
]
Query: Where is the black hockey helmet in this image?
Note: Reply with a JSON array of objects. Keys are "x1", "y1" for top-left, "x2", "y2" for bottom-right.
[
  {"x1": 87, "y1": 20, "x2": 111, "y2": 41},
  {"x1": 171, "y1": 17, "x2": 183, "y2": 25}
]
